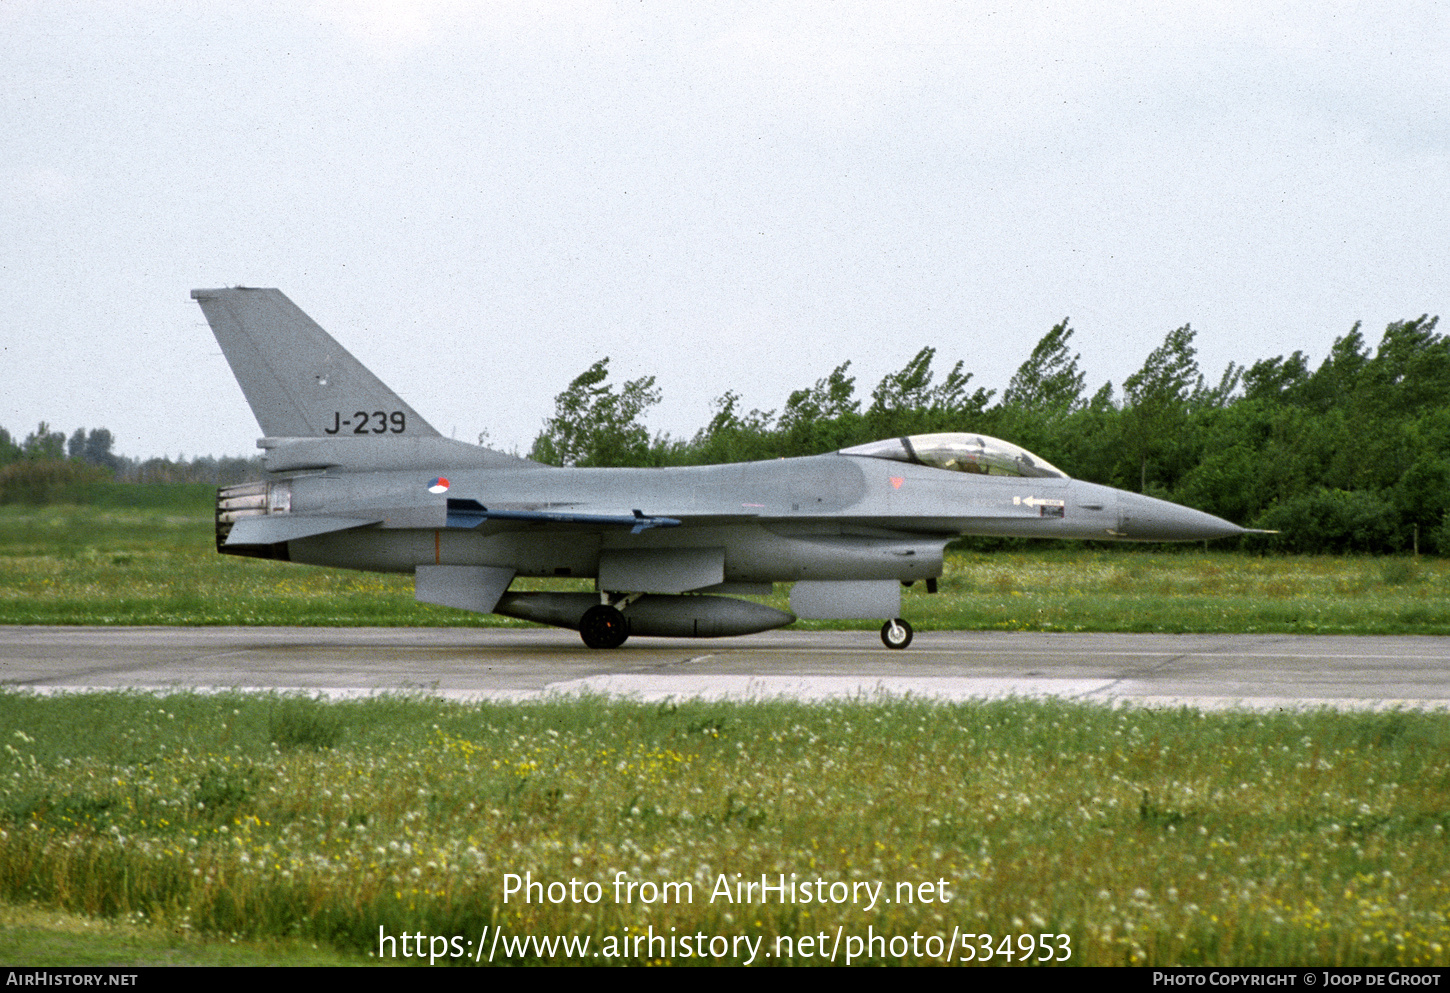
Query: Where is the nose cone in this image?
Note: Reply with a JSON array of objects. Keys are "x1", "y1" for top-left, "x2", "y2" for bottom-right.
[{"x1": 1116, "y1": 491, "x2": 1247, "y2": 541}]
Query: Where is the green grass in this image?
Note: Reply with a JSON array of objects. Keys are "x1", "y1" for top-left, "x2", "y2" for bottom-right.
[
  {"x1": 1, "y1": 691, "x2": 1448, "y2": 966},
  {"x1": 894, "y1": 550, "x2": 1450, "y2": 634},
  {"x1": 0, "y1": 502, "x2": 1447, "y2": 632},
  {"x1": 0, "y1": 902, "x2": 370, "y2": 966},
  {"x1": 5, "y1": 492, "x2": 1446, "y2": 966}
]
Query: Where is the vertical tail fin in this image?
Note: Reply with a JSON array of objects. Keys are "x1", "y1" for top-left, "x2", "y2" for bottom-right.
[{"x1": 192, "y1": 287, "x2": 439, "y2": 440}]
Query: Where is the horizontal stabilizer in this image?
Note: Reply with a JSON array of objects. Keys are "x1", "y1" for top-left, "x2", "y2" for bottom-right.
[{"x1": 224, "y1": 515, "x2": 382, "y2": 546}]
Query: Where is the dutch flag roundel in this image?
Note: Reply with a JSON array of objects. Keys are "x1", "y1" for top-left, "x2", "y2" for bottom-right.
[{"x1": 428, "y1": 477, "x2": 449, "y2": 494}]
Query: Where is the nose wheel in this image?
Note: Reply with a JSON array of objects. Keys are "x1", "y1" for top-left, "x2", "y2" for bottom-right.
[
  {"x1": 881, "y1": 618, "x2": 913, "y2": 650},
  {"x1": 579, "y1": 604, "x2": 629, "y2": 649}
]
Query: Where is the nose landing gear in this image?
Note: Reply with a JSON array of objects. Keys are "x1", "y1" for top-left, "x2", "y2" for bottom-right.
[{"x1": 880, "y1": 618, "x2": 913, "y2": 650}]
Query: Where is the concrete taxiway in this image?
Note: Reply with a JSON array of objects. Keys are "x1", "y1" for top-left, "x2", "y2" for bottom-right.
[{"x1": 0, "y1": 626, "x2": 1447, "y2": 710}]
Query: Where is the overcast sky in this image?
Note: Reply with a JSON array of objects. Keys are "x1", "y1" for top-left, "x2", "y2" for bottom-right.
[{"x1": 2, "y1": 1, "x2": 1446, "y2": 461}]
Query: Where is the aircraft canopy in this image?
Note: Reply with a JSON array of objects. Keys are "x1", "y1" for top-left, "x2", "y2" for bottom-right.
[{"x1": 839, "y1": 433, "x2": 1067, "y2": 479}]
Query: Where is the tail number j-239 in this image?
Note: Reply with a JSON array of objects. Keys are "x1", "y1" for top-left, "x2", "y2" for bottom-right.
[{"x1": 325, "y1": 411, "x2": 407, "y2": 434}]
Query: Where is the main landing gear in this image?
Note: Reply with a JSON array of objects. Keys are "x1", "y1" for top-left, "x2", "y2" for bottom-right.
[
  {"x1": 579, "y1": 604, "x2": 629, "y2": 649},
  {"x1": 881, "y1": 618, "x2": 913, "y2": 650}
]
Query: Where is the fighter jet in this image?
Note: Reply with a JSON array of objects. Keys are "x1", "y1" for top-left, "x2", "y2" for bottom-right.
[{"x1": 196, "y1": 287, "x2": 1251, "y2": 649}]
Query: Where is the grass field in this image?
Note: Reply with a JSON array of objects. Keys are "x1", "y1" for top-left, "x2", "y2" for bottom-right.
[
  {"x1": 1, "y1": 692, "x2": 1448, "y2": 966},
  {"x1": 0, "y1": 499, "x2": 1447, "y2": 632},
  {"x1": 2, "y1": 491, "x2": 1448, "y2": 966},
  {"x1": 0, "y1": 902, "x2": 365, "y2": 967}
]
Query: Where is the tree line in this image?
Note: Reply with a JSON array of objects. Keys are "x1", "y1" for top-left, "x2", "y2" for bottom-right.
[
  {"x1": 0, "y1": 423, "x2": 263, "y2": 503},
  {"x1": 529, "y1": 317, "x2": 1450, "y2": 555},
  {"x1": 6, "y1": 314, "x2": 1444, "y2": 554}
]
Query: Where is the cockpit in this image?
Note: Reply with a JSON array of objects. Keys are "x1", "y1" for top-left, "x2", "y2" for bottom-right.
[{"x1": 838, "y1": 433, "x2": 1067, "y2": 479}]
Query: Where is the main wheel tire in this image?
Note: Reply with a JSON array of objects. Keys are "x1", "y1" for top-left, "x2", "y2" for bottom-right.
[
  {"x1": 579, "y1": 604, "x2": 629, "y2": 649},
  {"x1": 881, "y1": 618, "x2": 913, "y2": 650}
]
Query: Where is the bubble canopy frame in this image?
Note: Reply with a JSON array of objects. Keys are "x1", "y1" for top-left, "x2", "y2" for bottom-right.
[{"x1": 839, "y1": 433, "x2": 1067, "y2": 479}]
